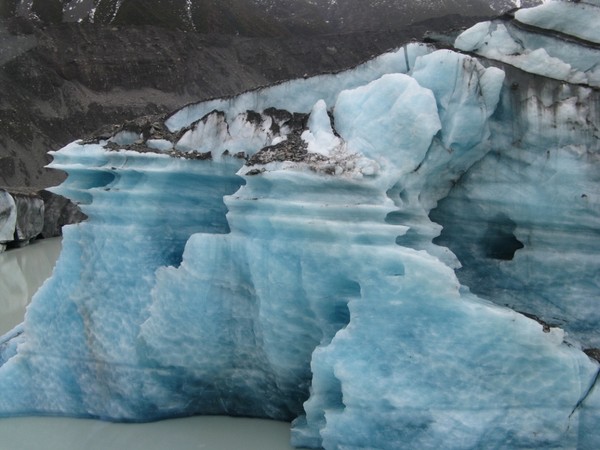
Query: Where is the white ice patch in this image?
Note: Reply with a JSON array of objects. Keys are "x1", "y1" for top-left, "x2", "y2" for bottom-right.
[
  {"x1": 176, "y1": 111, "x2": 277, "y2": 158},
  {"x1": 146, "y1": 139, "x2": 173, "y2": 152},
  {"x1": 454, "y1": 21, "x2": 492, "y2": 52},
  {"x1": 176, "y1": 111, "x2": 230, "y2": 153},
  {"x1": 516, "y1": 1, "x2": 600, "y2": 45},
  {"x1": 0, "y1": 191, "x2": 16, "y2": 244},
  {"x1": 334, "y1": 72, "x2": 440, "y2": 187},
  {"x1": 455, "y1": 20, "x2": 597, "y2": 86},
  {"x1": 301, "y1": 99, "x2": 341, "y2": 157},
  {"x1": 110, "y1": 131, "x2": 140, "y2": 146},
  {"x1": 270, "y1": 136, "x2": 287, "y2": 146}
]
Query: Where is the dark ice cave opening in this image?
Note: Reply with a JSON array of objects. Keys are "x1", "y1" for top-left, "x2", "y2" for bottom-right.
[
  {"x1": 318, "y1": 279, "x2": 357, "y2": 346},
  {"x1": 481, "y1": 213, "x2": 524, "y2": 261}
]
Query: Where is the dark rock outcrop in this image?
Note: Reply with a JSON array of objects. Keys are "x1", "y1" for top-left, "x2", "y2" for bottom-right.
[
  {"x1": 4, "y1": 1, "x2": 543, "y2": 35},
  {"x1": 10, "y1": 188, "x2": 44, "y2": 246},
  {"x1": 38, "y1": 189, "x2": 87, "y2": 238}
]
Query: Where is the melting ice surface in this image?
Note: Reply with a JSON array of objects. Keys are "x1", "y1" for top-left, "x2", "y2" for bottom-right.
[{"x1": 1, "y1": 2, "x2": 599, "y2": 448}]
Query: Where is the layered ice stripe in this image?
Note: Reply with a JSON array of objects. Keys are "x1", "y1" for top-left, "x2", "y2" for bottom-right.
[{"x1": 0, "y1": 147, "x2": 244, "y2": 418}]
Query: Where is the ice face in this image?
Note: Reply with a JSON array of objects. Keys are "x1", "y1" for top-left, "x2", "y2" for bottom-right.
[
  {"x1": 431, "y1": 70, "x2": 600, "y2": 350},
  {"x1": 439, "y1": 0, "x2": 600, "y2": 353},
  {"x1": 0, "y1": 191, "x2": 17, "y2": 249},
  {"x1": 455, "y1": 1, "x2": 600, "y2": 87},
  {"x1": 1, "y1": 3, "x2": 600, "y2": 449},
  {"x1": 301, "y1": 100, "x2": 342, "y2": 157},
  {"x1": 515, "y1": 0, "x2": 600, "y2": 44}
]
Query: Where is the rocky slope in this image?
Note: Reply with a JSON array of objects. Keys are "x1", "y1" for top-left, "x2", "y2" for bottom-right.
[
  {"x1": 6, "y1": 1, "x2": 542, "y2": 34},
  {"x1": 0, "y1": 0, "x2": 531, "y2": 189}
]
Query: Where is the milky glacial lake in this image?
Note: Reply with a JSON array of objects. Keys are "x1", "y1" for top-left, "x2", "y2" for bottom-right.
[
  {"x1": 0, "y1": 238, "x2": 300, "y2": 450},
  {"x1": 0, "y1": 238, "x2": 62, "y2": 336}
]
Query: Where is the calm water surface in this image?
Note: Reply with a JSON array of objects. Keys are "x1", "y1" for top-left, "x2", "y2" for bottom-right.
[
  {"x1": 0, "y1": 238, "x2": 301, "y2": 450},
  {"x1": 0, "y1": 238, "x2": 62, "y2": 335}
]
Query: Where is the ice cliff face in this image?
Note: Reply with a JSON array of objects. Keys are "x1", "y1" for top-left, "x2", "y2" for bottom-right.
[
  {"x1": 1, "y1": 1, "x2": 599, "y2": 449},
  {"x1": 437, "y1": 0, "x2": 600, "y2": 353}
]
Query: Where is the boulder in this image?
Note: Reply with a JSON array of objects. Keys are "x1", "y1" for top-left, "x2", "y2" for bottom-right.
[{"x1": 39, "y1": 190, "x2": 87, "y2": 239}]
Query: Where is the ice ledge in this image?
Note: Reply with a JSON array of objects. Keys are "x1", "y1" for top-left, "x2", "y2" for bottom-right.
[
  {"x1": 455, "y1": 1, "x2": 600, "y2": 87},
  {"x1": 514, "y1": 0, "x2": 600, "y2": 45}
]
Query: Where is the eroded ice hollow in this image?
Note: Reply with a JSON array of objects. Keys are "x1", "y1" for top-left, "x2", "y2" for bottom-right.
[{"x1": 1, "y1": 2, "x2": 599, "y2": 448}]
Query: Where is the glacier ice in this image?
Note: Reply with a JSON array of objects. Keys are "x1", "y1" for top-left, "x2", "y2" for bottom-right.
[
  {"x1": 515, "y1": 0, "x2": 600, "y2": 44},
  {"x1": 0, "y1": 191, "x2": 17, "y2": 250},
  {"x1": 455, "y1": 2, "x2": 600, "y2": 87},
  {"x1": 1, "y1": 2, "x2": 600, "y2": 449}
]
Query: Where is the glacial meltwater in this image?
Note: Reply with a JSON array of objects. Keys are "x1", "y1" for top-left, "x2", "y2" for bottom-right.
[
  {"x1": 0, "y1": 238, "x2": 62, "y2": 336},
  {"x1": 0, "y1": 238, "x2": 299, "y2": 450}
]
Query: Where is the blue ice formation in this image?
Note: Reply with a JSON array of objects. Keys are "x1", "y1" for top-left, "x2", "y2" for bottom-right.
[
  {"x1": 1, "y1": 1, "x2": 599, "y2": 448},
  {"x1": 455, "y1": 0, "x2": 600, "y2": 86}
]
